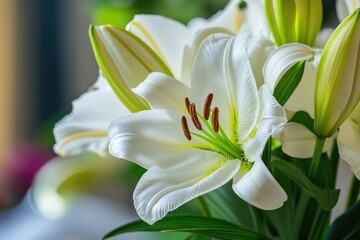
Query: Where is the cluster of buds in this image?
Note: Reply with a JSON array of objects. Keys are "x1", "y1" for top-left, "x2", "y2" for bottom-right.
[{"x1": 265, "y1": 0, "x2": 323, "y2": 46}]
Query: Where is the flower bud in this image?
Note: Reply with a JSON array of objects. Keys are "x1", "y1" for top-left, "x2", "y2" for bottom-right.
[
  {"x1": 314, "y1": 9, "x2": 360, "y2": 137},
  {"x1": 89, "y1": 25, "x2": 173, "y2": 112},
  {"x1": 265, "y1": 0, "x2": 322, "y2": 46}
]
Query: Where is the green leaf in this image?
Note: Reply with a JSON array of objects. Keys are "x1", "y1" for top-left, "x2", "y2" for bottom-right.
[
  {"x1": 89, "y1": 24, "x2": 173, "y2": 113},
  {"x1": 103, "y1": 216, "x2": 271, "y2": 240},
  {"x1": 273, "y1": 60, "x2": 306, "y2": 106},
  {"x1": 271, "y1": 160, "x2": 340, "y2": 210},
  {"x1": 185, "y1": 234, "x2": 212, "y2": 240},
  {"x1": 262, "y1": 137, "x2": 272, "y2": 167},
  {"x1": 203, "y1": 184, "x2": 256, "y2": 231},
  {"x1": 326, "y1": 202, "x2": 360, "y2": 240}
]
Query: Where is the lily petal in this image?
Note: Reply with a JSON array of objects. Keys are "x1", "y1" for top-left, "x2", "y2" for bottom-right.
[
  {"x1": 181, "y1": 27, "x2": 235, "y2": 85},
  {"x1": 109, "y1": 110, "x2": 202, "y2": 169},
  {"x1": 54, "y1": 75, "x2": 129, "y2": 157},
  {"x1": 232, "y1": 157, "x2": 287, "y2": 210},
  {"x1": 202, "y1": 0, "x2": 244, "y2": 33},
  {"x1": 227, "y1": 34, "x2": 260, "y2": 141},
  {"x1": 127, "y1": 15, "x2": 188, "y2": 80},
  {"x1": 263, "y1": 43, "x2": 318, "y2": 116},
  {"x1": 247, "y1": 33, "x2": 276, "y2": 87},
  {"x1": 133, "y1": 152, "x2": 240, "y2": 224},
  {"x1": 263, "y1": 43, "x2": 314, "y2": 93},
  {"x1": 336, "y1": 0, "x2": 360, "y2": 21},
  {"x1": 275, "y1": 122, "x2": 334, "y2": 158},
  {"x1": 133, "y1": 72, "x2": 190, "y2": 111},
  {"x1": 190, "y1": 33, "x2": 235, "y2": 135},
  {"x1": 244, "y1": 85, "x2": 287, "y2": 157},
  {"x1": 241, "y1": 0, "x2": 269, "y2": 37},
  {"x1": 338, "y1": 115, "x2": 360, "y2": 179}
]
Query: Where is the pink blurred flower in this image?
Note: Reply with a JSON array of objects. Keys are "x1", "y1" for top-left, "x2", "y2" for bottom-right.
[{"x1": 0, "y1": 142, "x2": 54, "y2": 208}]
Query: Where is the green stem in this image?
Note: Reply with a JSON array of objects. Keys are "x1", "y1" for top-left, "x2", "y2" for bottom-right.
[
  {"x1": 307, "y1": 208, "x2": 329, "y2": 240},
  {"x1": 290, "y1": 190, "x2": 310, "y2": 240},
  {"x1": 197, "y1": 196, "x2": 212, "y2": 217},
  {"x1": 345, "y1": 175, "x2": 360, "y2": 210},
  {"x1": 248, "y1": 205, "x2": 260, "y2": 231},
  {"x1": 308, "y1": 137, "x2": 326, "y2": 180},
  {"x1": 292, "y1": 137, "x2": 326, "y2": 239},
  {"x1": 249, "y1": 206, "x2": 271, "y2": 237},
  {"x1": 329, "y1": 141, "x2": 340, "y2": 188}
]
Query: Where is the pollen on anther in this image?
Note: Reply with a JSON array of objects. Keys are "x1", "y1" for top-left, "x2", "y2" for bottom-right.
[
  {"x1": 203, "y1": 93, "x2": 213, "y2": 120},
  {"x1": 185, "y1": 97, "x2": 191, "y2": 113},
  {"x1": 190, "y1": 103, "x2": 202, "y2": 130},
  {"x1": 212, "y1": 107, "x2": 220, "y2": 133},
  {"x1": 181, "y1": 116, "x2": 192, "y2": 140}
]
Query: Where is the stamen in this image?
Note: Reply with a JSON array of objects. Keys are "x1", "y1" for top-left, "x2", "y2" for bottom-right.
[
  {"x1": 190, "y1": 103, "x2": 202, "y2": 130},
  {"x1": 203, "y1": 93, "x2": 213, "y2": 120},
  {"x1": 185, "y1": 97, "x2": 191, "y2": 113},
  {"x1": 212, "y1": 107, "x2": 220, "y2": 133},
  {"x1": 181, "y1": 116, "x2": 192, "y2": 140}
]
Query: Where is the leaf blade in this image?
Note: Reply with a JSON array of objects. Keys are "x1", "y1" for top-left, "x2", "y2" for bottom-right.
[
  {"x1": 273, "y1": 60, "x2": 306, "y2": 106},
  {"x1": 271, "y1": 160, "x2": 340, "y2": 210},
  {"x1": 103, "y1": 216, "x2": 271, "y2": 240}
]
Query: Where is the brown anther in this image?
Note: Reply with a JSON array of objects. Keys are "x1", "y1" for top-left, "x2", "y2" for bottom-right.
[
  {"x1": 190, "y1": 103, "x2": 202, "y2": 130},
  {"x1": 203, "y1": 93, "x2": 213, "y2": 120},
  {"x1": 212, "y1": 107, "x2": 219, "y2": 133},
  {"x1": 185, "y1": 97, "x2": 191, "y2": 114},
  {"x1": 181, "y1": 116, "x2": 192, "y2": 140}
]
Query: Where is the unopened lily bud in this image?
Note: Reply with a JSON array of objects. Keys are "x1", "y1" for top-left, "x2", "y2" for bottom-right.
[
  {"x1": 314, "y1": 9, "x2": 360, "y2": 137},
  {"x1": 265, "y1": 0, "x2": 322, "y2": 46},
  {"x1": 89, "y1": 25, "x2": 173, "y2": 112}
]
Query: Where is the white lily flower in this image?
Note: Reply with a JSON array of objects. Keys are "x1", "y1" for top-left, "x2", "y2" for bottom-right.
[
  {"x1": 338, "y1": 103, "x2": 360, "y2": 179},
  {"x1": 34, "y1": 2, "x2": 254, "y2": 219},
  {"x1": 109, "y1": 34, "x2": 288, "y2": 224},
  {"x1": 56, "y1": 1, "x2": 245, "y2": 157}
]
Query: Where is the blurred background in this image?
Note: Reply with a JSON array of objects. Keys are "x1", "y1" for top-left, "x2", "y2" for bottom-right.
[
  {"x1": 0, "y1": 0, "x2": 229, "y2": 209},
  {"x1": 0, "y1": 0, "x2": 341, "y2": 239}
]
